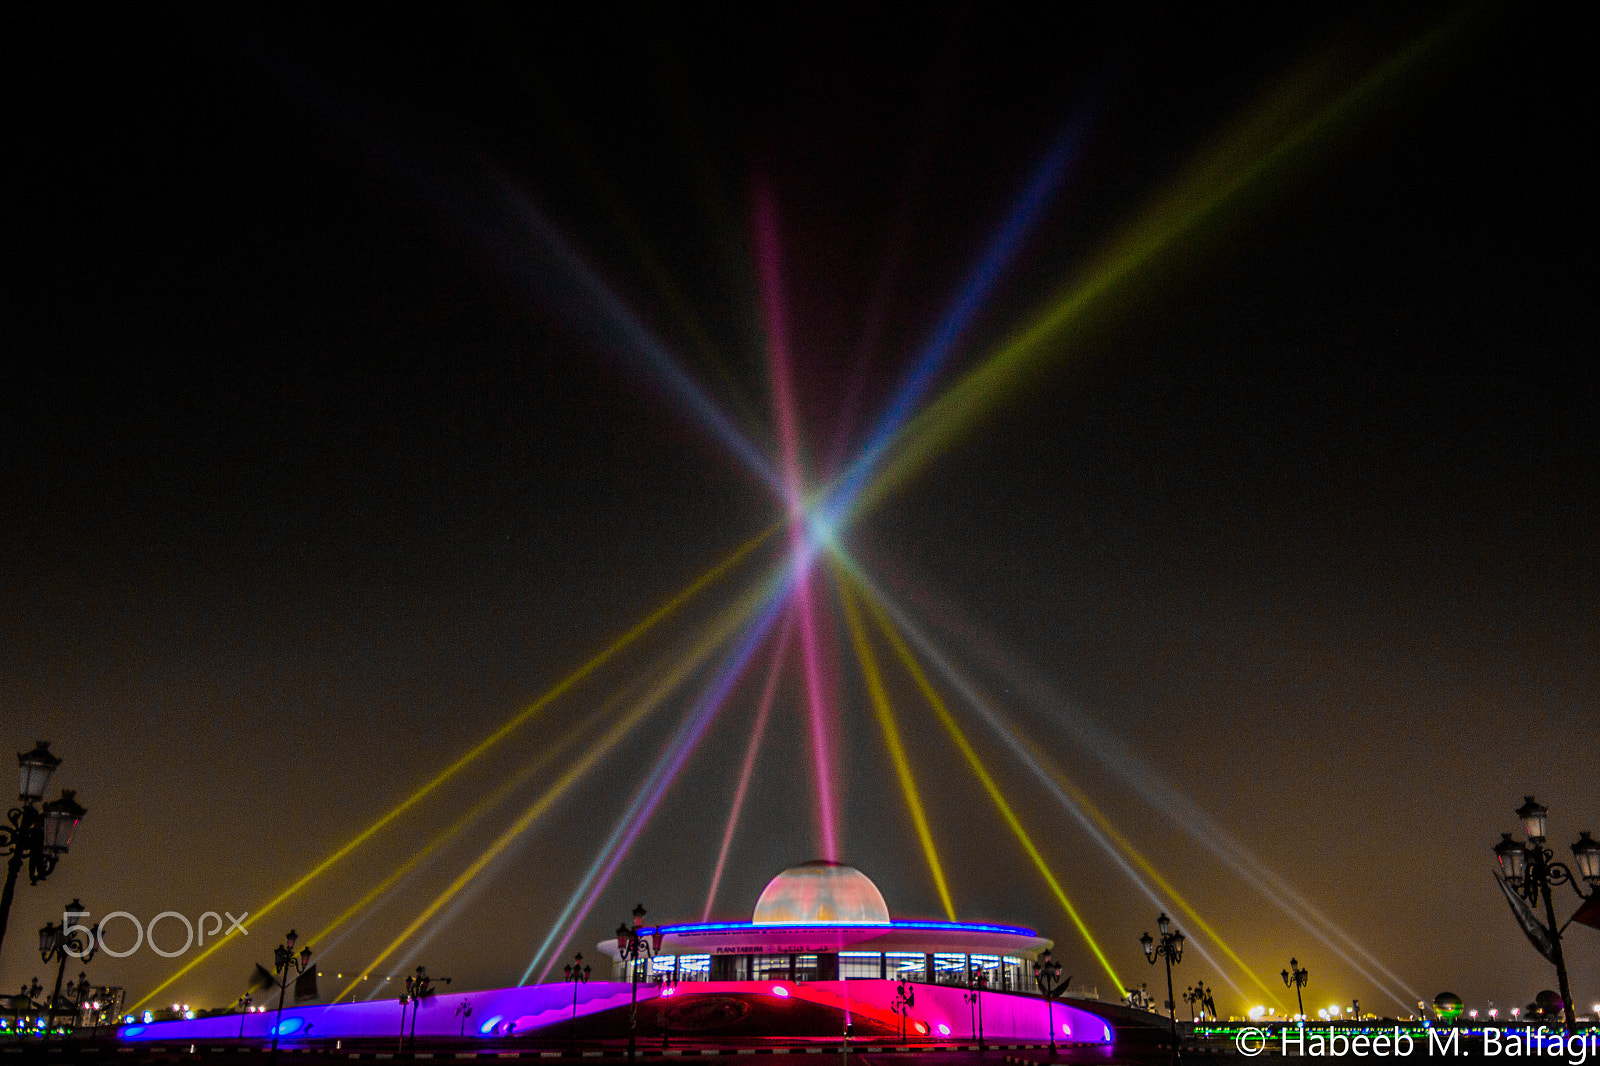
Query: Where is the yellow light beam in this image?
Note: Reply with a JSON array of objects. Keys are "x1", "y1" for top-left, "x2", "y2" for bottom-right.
[
  {"x1": 1007, "y1": 719, "x2": 1285, "y2": 1006},
  {"x1": 858, "y1": 581, "x2": 1123, "y2": 991},
  {"x1": 835, "y1": 575, "x2": 955, "y2": 920},
  {"x1": 852, "y1": 21, "x2": 1459, "y2": 519},
  {"x1": 133, "y1": 522, "x2": 776, "y2": 1010},
  {"x1": 302, "y1": 668, "x2": 654, "y2": 955},
  {"x1": 333, "y1": 567, "x2": 778, "y2": 1002}
]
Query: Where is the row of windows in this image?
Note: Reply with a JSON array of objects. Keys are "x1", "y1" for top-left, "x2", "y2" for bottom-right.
[{"x1": 614, "y1": 952, "x2": 1031, "y2": 992}]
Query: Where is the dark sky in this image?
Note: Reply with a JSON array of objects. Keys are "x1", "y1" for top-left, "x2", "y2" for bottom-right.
[{"x1": 4, "y1": 3, "x2": 1594, "y2": 1018}]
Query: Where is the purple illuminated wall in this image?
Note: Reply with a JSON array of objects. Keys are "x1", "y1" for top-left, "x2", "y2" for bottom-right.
[{"x1": 118, "y1": 980, "x2": 1113, "y2": 1045}]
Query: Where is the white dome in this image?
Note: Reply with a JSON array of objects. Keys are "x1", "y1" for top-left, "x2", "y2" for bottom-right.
[{"x1": 752, "y1": 861, "x2": 891, "y2": 925}]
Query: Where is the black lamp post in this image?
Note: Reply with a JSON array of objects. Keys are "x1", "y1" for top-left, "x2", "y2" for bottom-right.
[
  {"x1": 563, "y1": 952, "x2": 590, "y2": 1053},
  {"x1": 1033, "y1": 948, "x2": 1071, "y2": 1055},
  {"x1": 16, "y1": 978, "x2": 43, "y2": 1035},
  {"x1": 616, "y1": 903, "x2": 650, "y2": 1066},
  {"x1": 1493, "y1": 796, "x2": 1599, "y2": 1035},
  {"x1": 270, "y1": 930, "x2": 313, "y2": 1063},
  {"x1": 39, "y1": 899, "x2": 96, "y2": 1041},
  {"x1": 963, "y1": 967, "x2": 988, "y2": 1050},
  {"x1": 238, "y1": 994, "x2": 252, "y2": 1039},
  {"x1": 1141, "y1": 913, "x2": 1184, "y2": 1045},
  {"x1": 891, "y1": 978, "x2": 916, "y2": 1044},
  {"x1": 1281, "y1": 959, "x2": 1308, "y2": 1020},
  {"x1": 1, "y1": 743, "x2": 87, "y2": 959},
  {"x1": 68, "y1": 973, "x2": 92, "y2": 1039},
  {"x1": 400, "y1": 966, "x2": 446, "y2": 1050}
]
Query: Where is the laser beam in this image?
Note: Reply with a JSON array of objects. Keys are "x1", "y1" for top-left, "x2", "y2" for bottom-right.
[
  {"x1": 756, "y1": 185, "x2": 840, "y2": 861},
  {"x1": 855, "y1": 578, "x2": 1122, "y2": 991},
  {"x1": 837, "y1": 577, "x2": 955, "y2": 920},
  {"x1": 525, "y1": 569, "x2": 795, "y2": 984},
  {"x1": 134, "y1": 524, "x2": 773, "y2": 1010},
  {"x1": 850, "y1": 22, "x2": 1457, "y2": 522},
  {"x1": 333, "y1": 568, "x2": 775, "y2": 1003},
  {"x1": 704, "y1": 614, "x2": 794, "y2": 920}
]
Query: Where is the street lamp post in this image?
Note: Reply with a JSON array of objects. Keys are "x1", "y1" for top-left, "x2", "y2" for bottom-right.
[
  {"x1": 67, "y1": 972, "x2": 91, "y2": 1044},
  {"x1": 401, "y1": 966, "x2": 446, "y2": 1050},
  {"x1": 238, "y1": 994, "x2": 252, "y2": 1039},
  {"x1": 963, "y1": 967, "x2": 988, "y2": 1050},
  {"x1": 39, "y1": 899, "x2": 96, "y2": 1041},
  {"x1": 1493, "y1": 796, "x2": 1600, "y2": 1035},
  {"x1": 1281, "y1": 959, "x2": 1308, "y2": 1020},
  {"x1": 1, "y1": 743, "x2": 87, "y2": 959},
  {"x1": 15, "y1": 978, "x2": 43, "y2": 1036},
  {"x1": 1183, "y1": 983, "x2": 1214, "y2": 1023},
  {"x1": 1033, "y1": 948, "x2": 1071, "y2": 1056},
  {"x1": 1141, "y1": 913, "x2": 1185, "y2": 1046},
  {"x1": 616, "y1": 903, "x2": 650, "y2": 1066},
  {"x1": 563, "y1": 953, "x2": 590, "y2": 1054},
  {"x1": 891, "y1": 978, "x2": 915, "y2": 1044},
  {"x1": 270, "y1": 931, "x2": 313, "y2": 1063}
]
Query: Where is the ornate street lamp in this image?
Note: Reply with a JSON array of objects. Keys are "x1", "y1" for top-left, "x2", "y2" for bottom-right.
[
  {"x1": 66, "y1": 972, "x2": 93, "y2": 1042},
  {"x1": 1033, "y1": 947, "x2": 1072, "y2": 1055},
  {"x1": 1492, "y1": 796, "x2": 1597, "y2": 1034},
  {"x1": 1, "y1": 743, "x2": 87, "y2": 959},
  {"x1": 891, "y1": 978, "x2": 916, "y2": 1044},
  {"x1": 39, "y1": 899, "x2": 96, "y2": 1041},
  {"x1": 563, "y1": 952, "x2": 590, "y2": 1053},
  {"x1": 616, "y1": 903, "x2": 650, "y2": 1066},
  {"x1": 399, "y1": 965, "x2": 447, "y2": 1050},
  {"x1": 1141, "y1": 913, "x2": 1184, "y2": 1045},
  {"x1": 1281, "y1": 959, "x2": 1309, "y2": 1020},
  {"x1": 963, "y1": 967, "x2": 989, "y2": 1050},
  {"x1": 270, "y1": 931, "x2": 313, "y2": 1063}
]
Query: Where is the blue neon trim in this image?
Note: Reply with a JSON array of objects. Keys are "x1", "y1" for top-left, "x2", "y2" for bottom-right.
[{"x1": 646, "y1": 919, "x2": 1037, "y2": 937}]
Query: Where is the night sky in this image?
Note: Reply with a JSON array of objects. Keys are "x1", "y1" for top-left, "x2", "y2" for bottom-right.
[{"x1": 4, "y1": 3, "x2": 1595, "y2": 1019}]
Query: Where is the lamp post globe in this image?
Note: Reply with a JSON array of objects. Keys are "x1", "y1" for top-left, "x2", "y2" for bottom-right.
[
  {"x1": 1516, "y1": 796, "x2": 1548, "y2": 843},
  {"x1": 1571, "y1": 832, "x2": 1600, "y2": 884},
  {"x1": 1, "y1": 743, "x2": 87, "y2": 959},
  {"x1": 17, "y1": 743, "x2": 60, "y2": 804},
  {"x1": 1492, "y1": 796, "x2": 1594, "y2": 1035},
  {"x1": 1495, "y1": 833, "x2": 1527, "y2": 885}
]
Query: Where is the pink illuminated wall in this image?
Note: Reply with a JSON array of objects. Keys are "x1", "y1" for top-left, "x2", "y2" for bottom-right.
[{"x1": 119, "y1": 980, "x2": 1113, "y2": 1045}]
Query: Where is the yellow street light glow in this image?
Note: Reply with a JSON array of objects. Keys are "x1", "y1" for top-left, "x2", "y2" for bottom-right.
[
  {"x1": 837, "y1": 575, "x2": 955, "y2": 920},
  {"x1": 133, "y1": 522, "x2": 776, "y2": 1010}
]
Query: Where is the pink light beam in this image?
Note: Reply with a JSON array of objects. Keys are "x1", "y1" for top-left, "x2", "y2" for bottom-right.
[
  {"x1": 754, "y1": 181, "x2": 839, "y2": 862},
  {"x1": 703, "y1": 613, "x2": 794, "y2": 920}
]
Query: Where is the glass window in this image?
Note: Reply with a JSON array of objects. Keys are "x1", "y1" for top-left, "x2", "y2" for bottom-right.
[
  {"x1": 793, "y1": 955, "x2": 819, "y2": 982},
  {"x1": 885, "y1": 953, "x2": 926, "y2": 981},
  {"x1": 751, "y1": 954, "x2": 792, "y2": 981},
  {"x1": 933, "y1": 954, "x2": 968, "y2": 985},
  {"x1": 677, "y1": 956, "x2": 711, "y2": 981},
  {"x1": 838, "y1": 952, "x2": 882, "y2": 979}
]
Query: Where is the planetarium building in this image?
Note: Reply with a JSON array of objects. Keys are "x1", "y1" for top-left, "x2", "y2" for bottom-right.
[{"x1": 601, "y1": 861, "x2": 1049, "y2": 992}]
